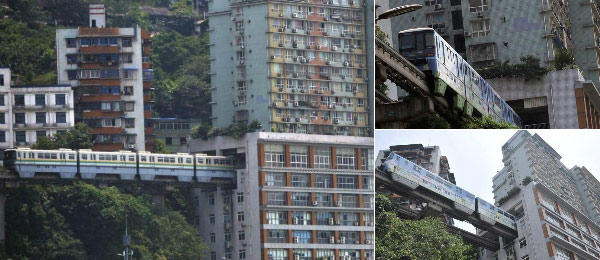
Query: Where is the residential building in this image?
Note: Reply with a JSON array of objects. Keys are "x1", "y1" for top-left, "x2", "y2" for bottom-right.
[
  {"x1": 153, "y1": 118, "x2": 201, "y2": 153},
  {"x1": 188, "y1": 132, "x2": 374, "y2": 260},
  {"x1": 9, "y1": 84, "x2": 75, "y2": 147},
  {"x1": 482, "y1": 131, "x2": 600, "y2": 260},
  {"x1": 0, "y1": 68, "x2": 75, "y2": 150},
  {"x1": 56, "y1": 4, "x2": 154, "y2": 151},
  {"x1": 388, "y1": 0, "x2": 600, "y2": 88},
  {"x1": 487, "y1": 69, "x2": 600, "y2": 129},
  {"x1": 207, "y1": 0, "x2": 373, "y2": 137}
]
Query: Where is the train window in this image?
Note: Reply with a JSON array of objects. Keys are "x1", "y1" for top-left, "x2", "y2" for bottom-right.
[
  {"x1": 69, "y1": 154, "x2": 74, "y2": 160},
  {"x1": 141, "y1": 156, "x2": 147, "y2": 162},
  {"x1": 198, "y1": 158, "x2": 203, "y2": 164},
  {"x1": 112, "y1": 155, "x2": 117, "y2": 161},
  {"x1": 170, "y1": 157, "x2": 175, "y2": 163},
  {"x1": 121, "y1": 155, "x2": 126, "y2": 161},
  {"x1": 150, "y1": 157, "x2": 155, "y2": 162},
  {"x1": 207, "y1": 159, "x2": 212, "y2": 165},
  {"x1": 82, "y1": 154, "x2": 87, "y2": 160},
  {"x1": 129, "y1": 156, "x2": 134, "y2": 161},
  {"x1": 178, "y1": 158, "x2": 182, "y2": 164},
  {"x1": 425, "y1": 34, "x2": 435, "y2": 48},
  {"x1": 399, "y1": 34, "x2": 415, "y2": 50},
  {"x1": 92, "y1": 155, "x2": 96, "y2": 160},
  {"x1": 186, "y1": 158, "x2": 192, "y2": 164},
  {"x1": 51, "y1": 153, "x2": 57, "y2": 159}
]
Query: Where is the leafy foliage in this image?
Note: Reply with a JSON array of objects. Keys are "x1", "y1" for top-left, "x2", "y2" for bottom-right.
[
  {"x1": 376, "y1": 25, "x2": 391, "y2": 46},
  {"x1": 477, "y1": 56, "x2": 550, "y2": 81},
  {"x1": 554, "y1": 49, "x2": 576, "y2": 71},
  {"x1": 5, "y1": 182, "x2": 208, "y2": 260},
  {"x1": 192, "y1": 121, "x2": 262, "y2": 140},
  {"x1": 31, "y1": 123, "x2": 93, "y2": 150},
  {"x1": 462, "y1": 116, "x2": 518, "y2": 129},
  {"x1": 405, "y1": 114, "x2": 452, "y2": 129},
  {"x1": 376, "y1": 194, "x2": 476, "y2": 260},
  {"x1": 497, "y1": 187, "x2": 521, "y2": 206},
  {"x1": 522, "y1": 176, "x2": 532, "y2": 186},
  {"x1": 153, "y1": 139, "x2": 170, "y2": 154}
]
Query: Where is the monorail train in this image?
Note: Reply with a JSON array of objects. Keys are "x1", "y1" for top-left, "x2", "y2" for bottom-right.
[
  {"x1": 3, "y1": 148, "x2": 235, "y2": 182},
  {"x1": 382, "y1": 152, "x2": 517, "y2": 230},
  {"x1": 398, "y1": 28, "x2": 522, "y2": 127}
]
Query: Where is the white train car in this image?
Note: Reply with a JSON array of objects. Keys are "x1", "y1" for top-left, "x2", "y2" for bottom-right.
[
  {"x1": 78, "y1": 149, "x2": 137, "y2": 180},
  {"x1": 3, "y1": 148, "x2": 78, "y2": 178},
  {"x1": 476, "y1": 198, "x2": 517, "y2": 230},
  {"x1": 138, "y1": 152, "x2": 195, "y2": 182},
  {"x1": 194, "y1": 154, "x2": 235, "y2": 182}
]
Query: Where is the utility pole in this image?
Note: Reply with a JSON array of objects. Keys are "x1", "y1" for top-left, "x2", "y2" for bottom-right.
[{"x1": 119, "y1": 214, "x2": 133, "y2": 260}]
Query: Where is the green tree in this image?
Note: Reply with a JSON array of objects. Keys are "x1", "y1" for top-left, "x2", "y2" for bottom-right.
[
  {"x1": 153, "y1": 139, "x2": 170, "y2": 154},
  {"x1": 170, "y1": 0, "x2": 197, "y2": 35},
  {"x1": 554, "y1": 49, "x2": 575, "y2": 71},
  {"x1": 6, "y1": 182, "x2": 208, "y2": 260},
  {"x1": 31, "y1": 123, "x2": 92, "y2": 150},
  {"x1": 405, "y1": 114, "x2": 452, "y2": 129},
  {"x1": 376, "y1": 194, "x2": 476, "y2": 260}
]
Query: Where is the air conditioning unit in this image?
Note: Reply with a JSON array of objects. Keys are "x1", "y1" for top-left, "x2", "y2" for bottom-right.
[
  {"x1": 341, "y1": 75, "x2": 346, "y2": 79},
  {"x1": 328, "y1": 218, "x2": 334, "y2": 225},
  {"x1": 316, "y1": 45, "x2": 322, "y2": 50},
  {"x1": 366, "y1": 239, "x2": 372, "y2": 244},
  {"x1": 292, "y1": 13, "x2": 298, "y2": 18},
  {"x1": 271, "y1": 55, "x2": 275, "y2": 60},
  {"x1": 295, "y1": 117, "x2": 300, "y2": 122},
  {"x1": 477, "y1": 11, "x2": 484, "y2": 18},
  {"x1": 225, "y1": 241, "x2": 232, "y2": 248},
  {"x1": 343, "y1": 61, "x2": 349, "y2": 67},
  {"x1": 330, "y1": 236, "x2": 335, "y2": 244},
  {"x1": 333, "y1": 119, "x2": 339, "y2": 124},
  {"x1": 317, "y1": 90, "x2": 324, "y2": 94},
  {"x1": 434, "y1": 4, "x2": 443, "y2": 9},
  {"x1": 354, "y1": 221, "x2": 359, "y2": 226},
  {"x1": 301, "y1": 58, "x2": 307, "y2": 63},
  {"x1": 328, "y1": 104, "x2": 334, "y2": 109},
  {"x1": 293, "y1": 102, "x2": 299, "y2": 107},
  {"x1": 326, "y1": 60, "x2": 331, "y2": 65},
  {"x1": 341, "y1": 33, "x2": 346, "y2": 37},
  {"x1": 272, "y1": 101, "x2": 278, "y2": 106},
  {"x1": 312, "y1": 200, "x2": 318, "y2": 206},
  {"x1": 293, "y1": 73, "x2": 299, "y2": 78},
  {"x1": 464, "y1": 31, "x2": 472, "y2": 37},
  {"x1": 332, "y1": 46, "x2": 338, "y2": 51},
  {"x1": 341, "y1": 237, "x2": 346, "y2": 244},
  {"x1": 231, "y1": 17, "x2": 236, "y2": 21},
  {"x1": 278, "y1": 27, "x2": 285, "y2": 32},
  {"x1": 277, "y1": 72, "x2": 282, "y2": 77},
  {"x1": 278, "y1": 87, "x2": 283, "y2": 92},
  {"x1": 293, "y1": 236, "x2": 299, "y2": 243},
  {"x1": 279, "y1": 13, "x2": 284, "y2": 17},
  {"x1": 292, "y1": 28, "x2": 297, "y2": 33},
  {"x1": 335, "y1": 201, "x2": 341, "y2": 207},
  {"x1": 295, "y1": 255, "x2": 300, "y2": 260}
]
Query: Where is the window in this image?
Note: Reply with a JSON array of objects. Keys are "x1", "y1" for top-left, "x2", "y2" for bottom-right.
[
  {"x1": 267, "y1": 249, "x2": 288, "y2": 260},
  {"x1": 291, "y1": 173, "x2": 310, "y2": 187},
  {"x1": 209, "y1": 214, "x2": 215, "y2": 224},
  {"x1": 237, "y1": 192, "x2": 244, "y2": 203},
  {"x1": 238, "y1": 230, "x2": 245, "y2": 241},
  {"x1": 0, "y1": 132, "x2": 5, "y2": 143},
  {"x1": 0, "y1": 113, "x2": 4, "y2": 124},
  {"x1": 266, "y1": 211, "x2": 287, "y2": 224},
  {"x1": 124, "y1": 54, "x2": 133, "y2": 63},
  {"x1": 165, "y1": 137, "x2": 172, "y2": 145},
  {"x1": 338, "y1": 175, "x2": 357, "y2": 189},
  {"x1": 268, "y1": 230, "x2": 287, "y2": 243},
  {"x1": 317, "y1": 250, "x2": 334, "y2": 258},
  {"x1": 208, "y1": 194, "x2": 215, "y2": 205},
  {"x1": 35, "y1": 112, "x2": 46, "y2": 124},
  {"x1": 66, "y1": 38, "x2": 76, "y2": 48},
  {"x1": 15, "y1": 131, "x2": 26, "y2": 142},
  {"x1": 361, "y1": 148, "x2": 373, "y2": 170},
  {"x1": 265, "y1": 172, "x2": 285, "y2": 186},
  {"x1": 469, "y1": 0, "x2": 489, "y2": 12},
  {"x1": 471, "y1": 19, "x2": 490, "y2": 37},
  {"x1": 519, "y1": 238, "x2": 527, "y2": 248},
  {"x1": 289, "y1": 145, "x2": 308, "y2": 168},
  {"x1": 339, "y1": 194, "x2": 358, "y2": 208},
  {"x1": 470, "y1": 43, "x2": 496, "y2": 62},
  {"x1": 210, "y1": 252, "x2": 216, "y2": 260},
  {"x1": 292, "y1": 211, "x2": 311, "y2": 225},
  {"x1": 336, "y1": 147, "x2": 355, "y2": 169},
  {"x1": 293, "y1": 249, "x2": 312, "y2": 260},
  {"x1": 124, "y1": 102, "x2": 134, "y2": 111},
  {"x1": 237, "y1": 211, "x2": 245, "y2": 222},
  {"x1": 210, "y1": 233, "x2": 215, "y2": 243},
  {"x1": 14, "y1": 95, "x2": 24, "y2": 106},
  {"x1": 267, "y1": 191, "x2": 286, "y2": 205},
  {"x1": 314, "y1": 146, "x2": 330, "y2": 168},
  {"x1": 316, "y1": 193, "x2": 333, "y2": 207},
  {"x1": 291, "y1": 192, "x2": 310, "y2": 206},
  {"x1": 180, "y1": 137, "x2": 187, "y2": 145},
  {"x1": 122, "y1": 38, "x2": 132, "y2": 47},
  {"x1": 55, "y1": 94, "x2": 66, "y2": 105},
  {"x1": 15, "y1": 113, "x2": 25, "y2": 124},
  {"x1": 292, "y1": 231, "x2": 311, "y2": 244},
  {"x1": 125, "y1": 118, "x2": 135, "y2": 128},
  {"x1": 56, "y1": 112, "x2": 67, "y2": 123},
  {"x1": 363, "y1": 176, "x2": 374, "y2": 190},
  {"x1": 238, "y1": 250, "x2": 246, "y2": 259},
  {"x1": 124, "y1": 70, "x2": 136, "y2": 79},
  {"x1": 264, "y1": 144, "x2": 285, "y2": 167},
  {"x1": 316, "y1": 212, "x2": 334, "y2": 225},
  {"x1": 67, "y1": 55, "x2": 77, "y2": 64}
]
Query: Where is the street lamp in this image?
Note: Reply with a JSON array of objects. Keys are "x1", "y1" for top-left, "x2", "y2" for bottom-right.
[{"x1": 375, "y1": 4, "x2": 423, "y2": 22}]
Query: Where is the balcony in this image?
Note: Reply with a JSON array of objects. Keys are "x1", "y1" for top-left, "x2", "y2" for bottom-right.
[
  {"x1": 78, "y1": 27, "x2": 119, "y2": 37},
  {"x1": 79, "y1": 45, "x2": 120, "y2": 54}
]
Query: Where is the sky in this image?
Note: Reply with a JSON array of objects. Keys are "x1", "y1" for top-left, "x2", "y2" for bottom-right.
[{"x1": 375, "y1": 129, "x2": 600, "y2": 232}]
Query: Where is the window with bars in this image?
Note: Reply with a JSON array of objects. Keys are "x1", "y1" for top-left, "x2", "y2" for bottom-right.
[
  {"x1": 268, "y1": 230, "x2": 287, "y2": 243},
  {"x1": 315, "y1": 174, "x2": 333, "y2": 188},
  {"x1": 266, "y1": 211, "x2": 288, "y2": 224},
  {"x1": 267, "y1": 192, "x2": 286, "y2": 206},
  {"x1": 265, "y1": 172, "x2": 285, "y2": 186},
  {"x1": 337, "y1": 175, "x2": 358, "y2": 189},
  {"x1": 336, "y1": 147, "x2": 356, "y2": 169},
  {"x1": 314, "y1": 146, "x2": 331, "y2": 168},
  {"x1": 290, "y1": 145, "x2": 308, "y2": 168},
  {"x1": 264, "y1": 144, "x2": 285, "y2": 167}
]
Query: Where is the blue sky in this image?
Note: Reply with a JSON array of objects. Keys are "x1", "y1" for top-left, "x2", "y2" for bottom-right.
[{"x1": 375, "y1": 129, "x2": 600, "y2": 232}]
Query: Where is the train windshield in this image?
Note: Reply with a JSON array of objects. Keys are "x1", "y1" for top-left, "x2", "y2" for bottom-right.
[
  {"x1": 399, "y1": 32, "x2": 435, "y2": 51},
  {"x1": 4, "y1": 150, "x2": 16, "y2": 160}
]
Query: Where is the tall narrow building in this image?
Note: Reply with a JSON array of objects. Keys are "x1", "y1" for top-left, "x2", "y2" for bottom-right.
[
  {"x1": 208, "y1": 0, "x2": 372, "y2": 137},
  {"x1": 188, "y1": 133, "x2": 374, "y2": 260},
  {"x1": 56, "y1": 4, "x2": 154, "y2": 151},
  {"x1": 482, "y1": 131, "x2": 600, "y2": 260}
]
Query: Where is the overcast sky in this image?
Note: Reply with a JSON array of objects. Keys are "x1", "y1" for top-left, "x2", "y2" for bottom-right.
[{"x1": 375, "y1": 129, "x2": 600, "y2": 232}]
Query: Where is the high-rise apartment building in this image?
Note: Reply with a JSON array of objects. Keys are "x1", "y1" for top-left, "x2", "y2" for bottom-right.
[
  {"x1": 481, "y1": 131, "x2": 600, "y2": 260},
  {"x1": 56, "y1": 5, "x2": 154, "y2": 151},
  {"x1": 389, "y1": 0, "x2": 600, "y2": 88},
  {"x1": 188, "y1": 133, "x2": 374, "y2": 260},
  {"x1": 208, "y1": 0, "x2": 373, "y2": 137}
]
